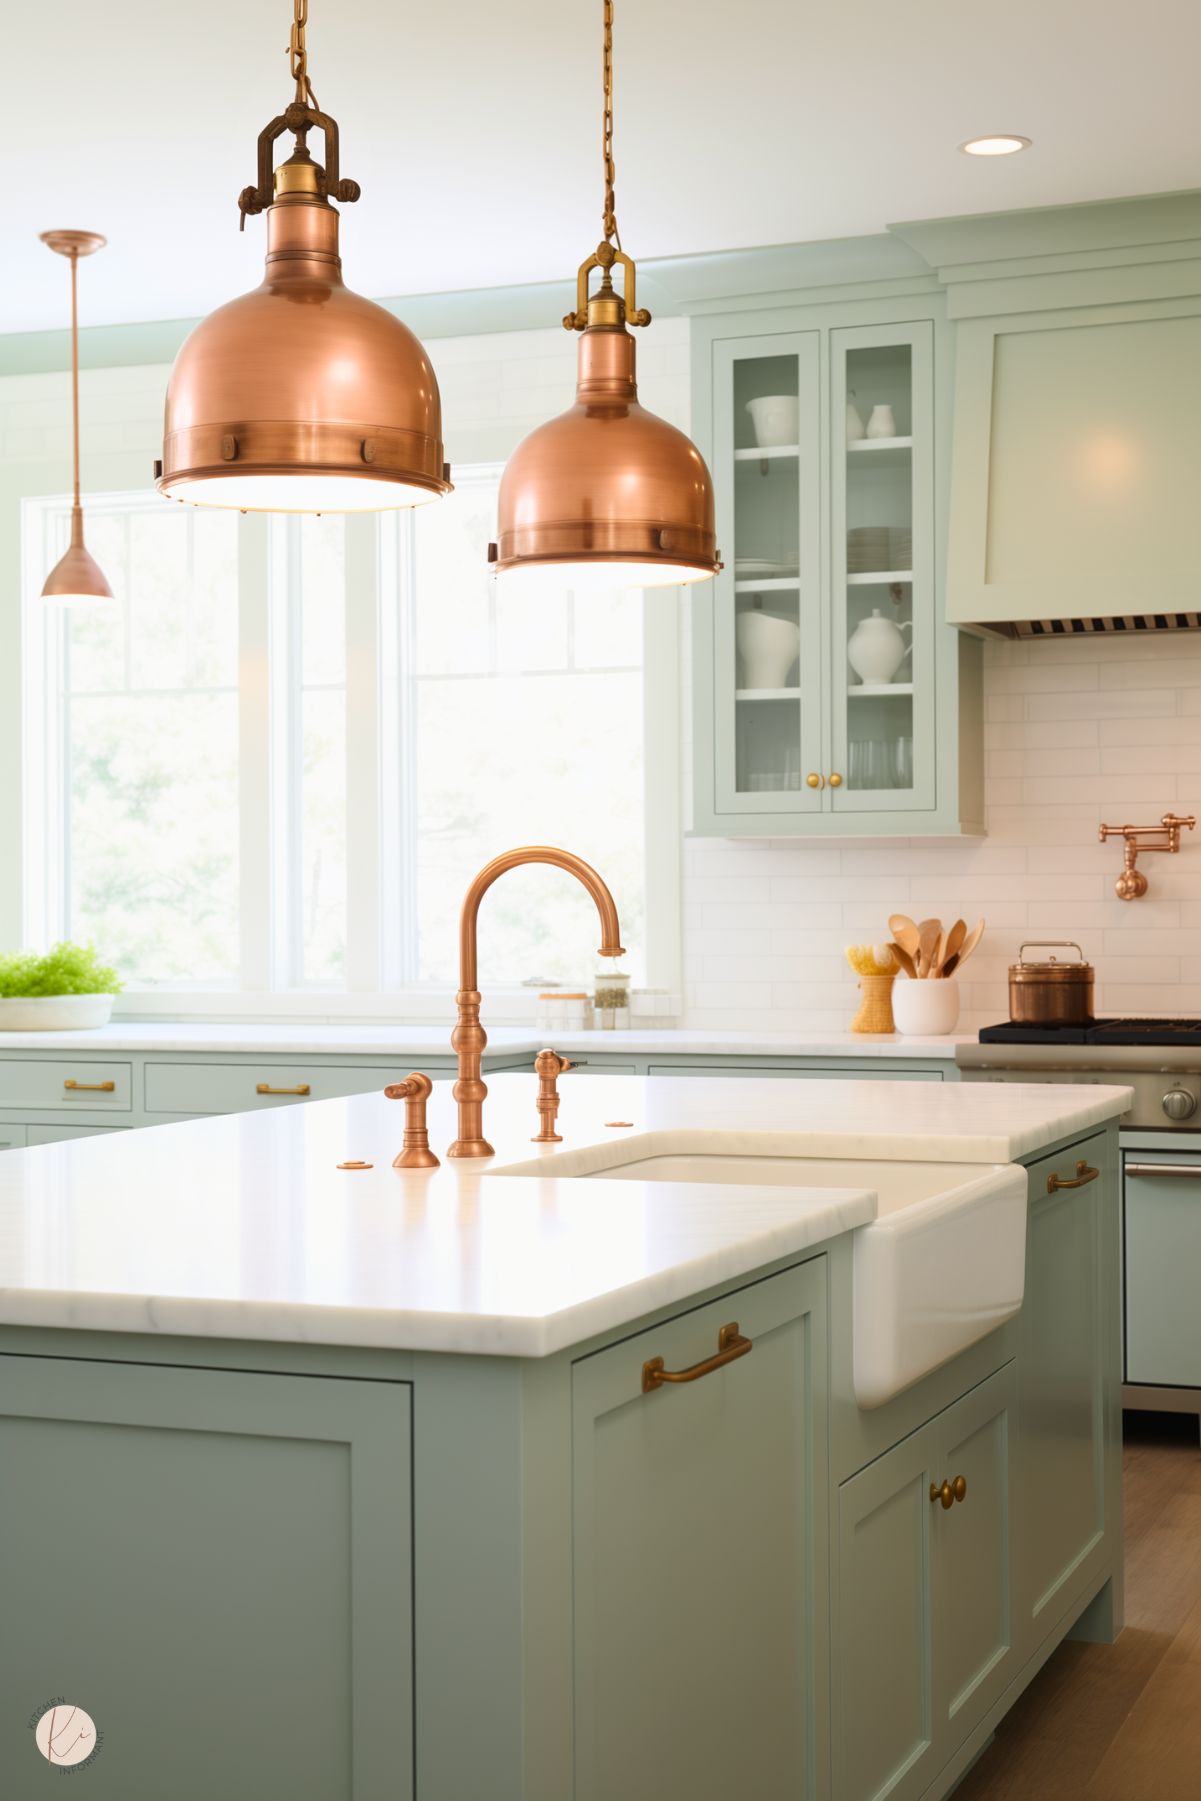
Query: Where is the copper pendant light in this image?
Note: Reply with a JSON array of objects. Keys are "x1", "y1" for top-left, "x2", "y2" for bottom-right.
[
  {"x1": 490, "y1": 0, "x2": 720, "y2": 589},
  {"x1": 40, "y1": 231, "x2": 114, "y2": 605},
  {"x1": 156, "y1": 0, "x2": 450, "y2": 513}
]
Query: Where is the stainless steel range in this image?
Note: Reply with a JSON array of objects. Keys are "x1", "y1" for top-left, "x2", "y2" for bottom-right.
[{"x1": 958, "y1": 1020, "x2": 1201, "y2": 1436}]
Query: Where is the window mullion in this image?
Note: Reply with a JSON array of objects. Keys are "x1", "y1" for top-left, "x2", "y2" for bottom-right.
[
  {"x1": 237, "y1": 512, "x2": 273, "y2": 990},
  {"x1": 344, "y1": 513, "x2": 382, "y2": 991}
]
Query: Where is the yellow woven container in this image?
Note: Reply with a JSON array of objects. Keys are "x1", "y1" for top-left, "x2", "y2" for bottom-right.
[{"x1": 851, "y1": 972, "x2": 896, "y2": 1034}]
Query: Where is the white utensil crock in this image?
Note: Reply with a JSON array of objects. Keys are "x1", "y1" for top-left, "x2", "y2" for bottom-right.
[
  {"x1": 865, "y1": 404, "x2": 897, "y2": 440},
  {"x1": 892, "y1": 980, "x2": 960, "y2": 1036},
  {"x1": 736, "y1": 611, "x2": 800, "y2": 690},
  {"x1": 746, "y1": 395, "x2": 799, "y2": 448}
]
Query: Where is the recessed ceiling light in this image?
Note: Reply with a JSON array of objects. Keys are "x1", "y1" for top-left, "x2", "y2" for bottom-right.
[{"x1": 959, "y1": 134, "x2": 1032, "y2": 157}]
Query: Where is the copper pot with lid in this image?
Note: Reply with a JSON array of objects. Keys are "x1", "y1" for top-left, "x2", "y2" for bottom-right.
[{"x1": 1008, "y1": 942, "x2": 1095, "y2": 1026}]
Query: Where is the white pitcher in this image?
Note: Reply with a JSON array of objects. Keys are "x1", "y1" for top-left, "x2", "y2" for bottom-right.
[
  {"x1": 865, "y1": 404, "x2": 897, "y2": 440},
  {"x1": 846, "y1": 392, "x2": 865, "y2": 443},
  {"x1": 737, "y1": 610, "x2": 800, "y2": 690},
  {"x1": 847, "y1": 609, "x2": 912, "y2": 684}
]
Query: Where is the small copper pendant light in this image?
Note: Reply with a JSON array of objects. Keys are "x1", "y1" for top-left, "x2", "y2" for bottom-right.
[
  {"x1": 40, "y1": 230, "x2": 114, "y2": 605},
  {"x1": 490, "y1": 0, "x2": 720, "y2": 589},
  {"x1": 156, "y1": 0, "x2": 450, "y2": 513}
]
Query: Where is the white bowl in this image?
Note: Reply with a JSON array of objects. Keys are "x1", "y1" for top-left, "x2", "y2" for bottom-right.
[
  {"x1": 745, "y1": 395, "x2": 799, "y2": 448},
  {"x1": 891, "y1": 979, "x2": 960, "y2": 1037},
  {"x1": 0, "y1": 994, "x2": 117, "y2": 1031}
]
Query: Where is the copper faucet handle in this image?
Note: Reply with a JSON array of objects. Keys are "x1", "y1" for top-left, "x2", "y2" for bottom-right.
[
  {"x1": 532, "y1": 1049, "x2": 573, "y2": 1143},
  {"x1": 385, "y1": 1072, "x2": 440, "y2": 1170}
]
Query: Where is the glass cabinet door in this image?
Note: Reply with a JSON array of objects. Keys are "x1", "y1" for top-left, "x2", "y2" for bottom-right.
[
  {"x1": 712, "y1": 333, "x2": 823, "y2": 814},
  {"x1": 830, "y1": 322, "x2": 936, "y2": 813}
]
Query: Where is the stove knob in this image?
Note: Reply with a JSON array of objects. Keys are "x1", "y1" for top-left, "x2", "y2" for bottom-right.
[{"x1": 1162, "y1": 1089, "x2": 1198, "y2": 1121}]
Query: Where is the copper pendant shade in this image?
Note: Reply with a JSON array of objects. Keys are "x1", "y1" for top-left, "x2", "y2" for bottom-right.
[
  {"x1": 490, "y1": 2, "x2": 720, "y2": 588},
  {"x1": 40, "y1": 230, "x2": 114, "y2": 605},
  {"x1": 156, "y1": 5, "x2": 450, "y2": 514}
]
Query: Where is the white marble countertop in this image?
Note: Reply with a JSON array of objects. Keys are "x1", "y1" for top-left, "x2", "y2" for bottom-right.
[
  {"x1": 0, "y1": 1073, "x2": 1129, "y2": 1357},
  {"x1": 0, "y1": 1020, "x2": 970, "y2": 1058}
]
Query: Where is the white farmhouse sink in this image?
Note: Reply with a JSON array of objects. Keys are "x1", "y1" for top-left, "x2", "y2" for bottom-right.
[{"x1": 492, "y1": 1135, "x2": 1028, "y2": 1409}]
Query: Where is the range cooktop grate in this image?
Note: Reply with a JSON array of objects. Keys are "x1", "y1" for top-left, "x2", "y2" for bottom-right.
[{"x1": 980, "y1": 1019, "x2": 1201, "y2": 1047}]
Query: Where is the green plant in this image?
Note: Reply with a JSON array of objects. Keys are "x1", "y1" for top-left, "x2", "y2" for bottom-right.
[{"x1": 0, "y1": 942, "x2": 122, "y2": 999}]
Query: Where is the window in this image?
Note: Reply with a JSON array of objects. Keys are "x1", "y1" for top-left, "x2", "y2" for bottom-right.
[{"x1": 21, "y1": 469, "x2": 677, "y2": 1012}]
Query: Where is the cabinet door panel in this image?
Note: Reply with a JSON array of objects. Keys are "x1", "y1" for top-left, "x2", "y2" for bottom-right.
[
  {"x1": 934, "y1": 1365, "x2": 1015, "y2": 1738},
  {"x1": 0, "y1": 1357, "x2": 412, "y2": 1801},
  {"x1": 572, "y1": 1261, "x2": 828, "y2": 1801},
  {"x1": 1016, "y1": 1140, "x2": 1106, "y2": 1645},
  {"x1": 836, "y1": 1423, "x2": 936, "y2": 1801}
]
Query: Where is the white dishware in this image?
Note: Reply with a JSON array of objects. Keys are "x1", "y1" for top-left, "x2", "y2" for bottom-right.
[
  {"x1": 0, "y1": 994, "x2": 116, "y2": 1031},
  {"x1": 865, "y1": 404, "x2": 897, "y2": 440},
  {"x1": 847, "y1": 609, "x2": 913, "y2": 684},
  {"x1": 734, "y1": 557, "x2": 800, "y2": 579},
  {"x1": 892, "y1": 978, "x2": 961, "y2": 1036},
  {"x1": 736, "y1": 610, "x2": 800, "y2": 689},
  {"x1": 846, "y1": 392, "x2": 865, "y2": 442},
  {"x1": 745, "y1": 394, "x2": 799, "y2": 448}
]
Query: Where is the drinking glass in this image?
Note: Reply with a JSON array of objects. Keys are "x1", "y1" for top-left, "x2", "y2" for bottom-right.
[{"x1": 892, "y1": 735, "x2": 914, "y2": 789}]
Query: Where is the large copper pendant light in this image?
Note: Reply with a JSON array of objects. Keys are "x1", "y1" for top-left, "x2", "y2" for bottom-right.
[
  {"x1": 490, "y1": 0, "x2": 720, "y2": 589},
  {"x1": 40, "y1": 231, "x2": 114, "y2": 604},
  {"x1": 156, "y1": 0, "x2": 450, "y2": 513}
]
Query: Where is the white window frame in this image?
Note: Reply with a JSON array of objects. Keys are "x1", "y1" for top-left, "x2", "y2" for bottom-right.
[{"x1": 20, "y1": 471, "x2": 682, "y2": 1022}]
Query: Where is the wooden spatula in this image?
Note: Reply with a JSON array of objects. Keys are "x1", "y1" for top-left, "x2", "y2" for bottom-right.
[
  {"x1": 938, "y1": 919, "x2": 967, "y2": 978},
  {"x1": 943, "y1": 918, "x2": 985, "y2": 979},
  {"x1": 917, "y1": 918, "x2": 942, "y2": 979},
  {"x1": 888, "y1": 941, "x2": 918, "y2": 980},
  {"x1": 889, "y1": 915, "x2": 921, "y2": 965}
]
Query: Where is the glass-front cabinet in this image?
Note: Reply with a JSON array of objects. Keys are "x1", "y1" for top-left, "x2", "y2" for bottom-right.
[{"x1": 693, "y1": 299, "x2": 982, "y2": 838}]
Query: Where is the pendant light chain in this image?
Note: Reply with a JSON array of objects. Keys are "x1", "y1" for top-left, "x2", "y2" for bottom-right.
[
  {"x1": 601, "y1": 0, "x2": 621, "y2": 249},
  {"x1": 289, "y1": 0, "x2": 319, "y2": 111}
]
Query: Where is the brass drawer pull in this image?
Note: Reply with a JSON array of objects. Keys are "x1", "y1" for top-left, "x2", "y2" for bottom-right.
[
  {"x1": 63, "y1": 1079, "x2": 116, "y2": 1093},
  {"x1": 930, "y1": 1475, "x2": 968, "y2": 1509},
  {"x1": 642, "y1": 1321, "x2": 753, "y2": 1393},
  {"x1": 256, "y1": 1083, "x2": 311, "y2": 1097},
  {"x1": 1047, "y1": 1160, "x2": 1099, "y2": 1193}
]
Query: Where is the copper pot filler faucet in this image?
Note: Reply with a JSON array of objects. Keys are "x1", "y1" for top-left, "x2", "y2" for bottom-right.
[{"x1": 449, "y1": 847, "x2": 625, "y2": 1158}]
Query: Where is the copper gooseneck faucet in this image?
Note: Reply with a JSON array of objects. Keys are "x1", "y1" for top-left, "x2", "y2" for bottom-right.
[{"x1": 448, "y1": 848, "x2": 625, "y2": 1158}]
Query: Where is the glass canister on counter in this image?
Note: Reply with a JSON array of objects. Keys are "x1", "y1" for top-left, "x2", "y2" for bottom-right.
[
  {"x1": 535, "y1": 991, "x2": 594, "y2": 1032},
  {"x1": 594, "y1": 960, "x2": 631, "y2": 1030}
]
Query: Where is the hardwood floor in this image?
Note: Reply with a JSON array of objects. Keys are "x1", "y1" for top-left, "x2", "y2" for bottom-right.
[{"x1": 953, "y1": 1412, "x2": 1201, "y2": 1800}]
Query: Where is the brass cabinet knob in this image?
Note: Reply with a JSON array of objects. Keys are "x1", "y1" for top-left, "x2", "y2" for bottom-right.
[
  {"x1": 930, "y1": 1475, "x2": 967, "y2": 1509},
  {"x1": 952, "y1": 1474, "x2": 967, "y2": 1503},
  {"x1": 806, "y1": 772, "x2": 823, "y2": 789},
  {"x1": 829, "y1": 772, "x2": 843, "y2": 787}
]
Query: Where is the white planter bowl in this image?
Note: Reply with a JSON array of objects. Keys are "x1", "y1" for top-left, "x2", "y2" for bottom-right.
[
  {"x1": 891, "y1": 979, "x2": 960, "y2": 1037},
  {"x1": 746, "y1": 394, "x2": 799, "y2": 448},
  {"x1": 0, "y1": 994, "x2": 117, "y2": 1031}
]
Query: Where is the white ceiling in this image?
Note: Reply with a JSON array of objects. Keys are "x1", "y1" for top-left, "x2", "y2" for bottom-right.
[{"x1": 9, "y1": 0, "x2": 1201, "y2": 336}]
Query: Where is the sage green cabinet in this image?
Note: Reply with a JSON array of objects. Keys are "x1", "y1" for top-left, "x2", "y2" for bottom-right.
[
  {"x1": 692, "y1": 295, "x2": 983, "y2": 839},
  {"x1": 571, "y1": 1259, "x2": 829, "y2": 1801},
  {"x1": 0, "y1": 1355, "x2": 413, "y2": 1801},
  {"x1": 1014, "y1": 1136, "x2": 1109, "y2": 1650},
  {"x1": 834, "y1": 1363, "x2": 1015, "y2": 1801}
]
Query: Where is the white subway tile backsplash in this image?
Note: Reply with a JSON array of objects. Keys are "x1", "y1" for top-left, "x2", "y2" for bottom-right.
[{"x1": 683, "y1": 634, "x2": 1201, "y2": 1030}]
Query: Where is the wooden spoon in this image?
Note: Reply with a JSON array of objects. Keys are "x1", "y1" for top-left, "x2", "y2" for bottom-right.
[
  {"x1": 938, "y1": 919, "x2": 967, "y2": 979},
  {"x1": 888, "y1": 941, "x2": 918, "y2": 980},
  {"x1": 916, "y1": 918, "x2": 942, "y2": 980},
  {"x1": 944, "y1": 918, "x2": 985, "y2": 979},
  {"x1": 889, "y1": 915, "x2": 921, "y2": 966}
]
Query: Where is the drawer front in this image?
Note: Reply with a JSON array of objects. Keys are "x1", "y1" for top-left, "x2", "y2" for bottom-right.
[
  {"x1": 0, "y1": 1060, "x2": 132, "y2": 1112},
  {"x1": 1125, "y1": 1152, "x2": 1201, "y2": 1386},
  {"x1": 144, "y1": 1061, "x2": 396, "y2": 1116},
  {"x1": 649, "y1": 1063, "x2": 942, "y2": 1081},
  {"x1": 0, "y1": 1125, "x2": 26, "y2": 1151},
  {"x1": 26, "y1": 1123, "x2": 128, "y2": 1146}
]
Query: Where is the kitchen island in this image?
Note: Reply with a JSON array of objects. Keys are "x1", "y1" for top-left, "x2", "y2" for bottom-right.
[{"x1": 0, "y1": 1073, "x2": 1130, "y2": 1801}]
